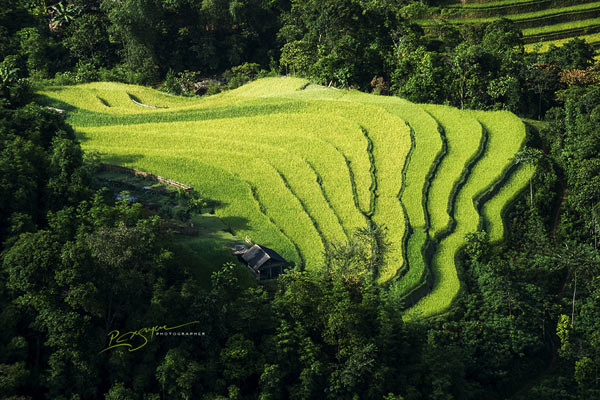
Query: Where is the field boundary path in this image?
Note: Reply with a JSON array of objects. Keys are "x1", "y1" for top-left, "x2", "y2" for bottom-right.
[{"x1": 99, "y1": 163, "x2": 192, "y2": 191}]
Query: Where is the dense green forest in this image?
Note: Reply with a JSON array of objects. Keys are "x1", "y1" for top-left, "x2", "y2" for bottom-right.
[{"x1": 1, "y1": 0, "x2": 600, "y2": 399}]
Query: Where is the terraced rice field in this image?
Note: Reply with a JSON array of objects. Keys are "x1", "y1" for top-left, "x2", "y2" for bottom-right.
[
  {"x1": 524, "y1": 32, "x2": 600, "y2": 51},
  {"x1": 422, "y1": 0, "x2": 600, "y2": 53},
  {"x1": 38, "y1": 77, "x2": 532, "y2": 318}
]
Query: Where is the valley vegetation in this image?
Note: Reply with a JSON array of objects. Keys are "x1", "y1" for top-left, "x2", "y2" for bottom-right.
[{"x1": 1, "y1": 1, "x2": 600, "y2": 399}]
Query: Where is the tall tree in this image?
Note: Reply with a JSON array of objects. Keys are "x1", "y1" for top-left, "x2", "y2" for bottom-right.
[
  {"x1": 511, "y1": 147, "x2": 544, "y2": 206},
  {"x1": 554, "y1": 241, "x2": 600, "y2": 326}
]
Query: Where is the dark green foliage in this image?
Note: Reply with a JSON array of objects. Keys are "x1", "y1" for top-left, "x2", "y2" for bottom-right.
[
  {"x1": 0, "y1": 104, "x2": 89, "y2": 243},
  {"x1": 63, "y1": 13, "x2": 115, "y2": 69},
  {"x1": 162, "y1": 69, "x2": 181, "y2": 95},
  {"x1": 278, "y1": 0, "x2": 403, "y2": 89},
  {"x1": 17, "y1": 26, "x2": 70, "y2": 78},
  {"x1": 389, "y1": 18, "x2": 533, "y2": 113},
  {"x1": 542, "y1": 38, "x2": 596, "y2": 70},
  {"x1": 100, "y1": 0, "x2": 280, "y2": 84},
  {"x1": 224, "y1": 62, "x2": 262, "y2": 89},
  {"x1": 1, "y1": 1, "x2": 600, "y2": 399},
  {"x1": 0, "y1": 0, "x2": 592, "y2": 121},
  {"x1": 512, "y1": 85, "x2": 600, "y2": 400},
  {"x1": 512, "y1": 147, "x2": 545, "y2": 206},
  {"x1": 452, "y1": 43, "x2": 496, "y2": 109},
  {"x1": 0, "y1": 0, "x2": 35, "y2": 61},
  {"x1": 0, "y1": 58, "x2": 31, "y2": 107},
  {"x1": 481, "y1": 18, "x2": 524, "y2": 55},
  {"x1": 391, "y1": 46, "x2": 448, "y2": 103},
  {"x1": 547, "y1": 86, "x2": 600, "y2": 216},
  {"x1": 268, "y1": 265, "x2": 404, "y2": 399},
  {"x1": 280, "y1": 40, "x2": 313, "y2": 76},
  {"x1": 464, "y1": 230, "x2": 490, "y2": 262}
]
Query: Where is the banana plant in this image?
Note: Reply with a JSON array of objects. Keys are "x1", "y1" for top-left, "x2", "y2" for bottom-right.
[
  {"x1": 0, "y1": 65, "x2": 19, "y2": 100},
  {"x1": 49, "y1": 1, "x2": 80, "y2": 31},
  {"x1": 0, "y1": 66, "x2": 19, "y2": 86}
]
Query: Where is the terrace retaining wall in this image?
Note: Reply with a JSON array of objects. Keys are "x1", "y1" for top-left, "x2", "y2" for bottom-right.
[{"x1": 99, "y1": 163, "x2": 192, "y2": 191}]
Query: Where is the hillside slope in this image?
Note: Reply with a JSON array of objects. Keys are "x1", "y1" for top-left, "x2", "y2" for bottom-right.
[{"x1": 38, "y1": 77, "x2": 532, "y2": 318}]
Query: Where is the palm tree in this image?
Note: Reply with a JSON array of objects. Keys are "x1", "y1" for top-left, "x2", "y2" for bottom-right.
[
  {"x1": 554, "y1": 241, "x2": 599, "y2": 326},
  {"x1": 511, "y1": 147, "x2": 544, "y2": 206}
]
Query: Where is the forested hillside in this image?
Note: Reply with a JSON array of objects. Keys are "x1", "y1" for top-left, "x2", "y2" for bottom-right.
[
  {"x1": 1, "y1": 0, "x2": 598, "y2": 116},
  {"x1": 421, "y1": 0, "x2": 600, "y2": 51},
  {"x1": 1, "y1": 1, "x2": 600, "y2": 399}
]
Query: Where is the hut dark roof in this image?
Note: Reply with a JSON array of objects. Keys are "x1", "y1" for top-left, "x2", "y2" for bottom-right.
[{"x1": 241, "y1": 244, "x2": 287, "y2": 271}]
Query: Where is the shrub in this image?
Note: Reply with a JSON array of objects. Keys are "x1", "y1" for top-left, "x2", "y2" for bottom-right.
[
  {"x1": 97, "y1": 66, "x2": 127, "y2": 83},
  {"x1": 52, "y1": 71, "x2": 76, "y2": 85},
  {"x1": 465, "y1": 230, "x2": 490, "y2": 262},
  {"x1": 162, "y1": 69, "x2": 182, "y2": 95},
  {"x1": 204, "y1": 81, "x2": 222, "y2": 96},
  {"x1": 0, "y1": 57, "x2": 32, "y2": 106},
  {"x1": 224, "y1": 62, "x2": 261, "y2": 89},
  {"x1": 161, "y1": 70, "x2": 206, "y2": 96},
  {"x1": 176, "y1": 70, "x2": 202, "y2": 95},
  {"x1": 280, "y1": 41, "x2": 313, "y2": 76},
  {"x1": 75, "y1": 61, "x2": 98, "y2": 83}
]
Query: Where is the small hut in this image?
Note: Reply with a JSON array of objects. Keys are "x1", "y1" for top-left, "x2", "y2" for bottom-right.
[{"x1": 232, "y1": 244, "x2": 288, "y2": 280}]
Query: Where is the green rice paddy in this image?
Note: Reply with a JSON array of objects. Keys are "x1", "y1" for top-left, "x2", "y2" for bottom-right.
[
  {"x1": 522, "y1": 16, "x2": 600, "y2": 36},
  {"x1": 434, "y1": 1, "x2": 600, "y2": 24},
  {"x1": 422, "y1": 0, "x2": 600, "y2": 54},
  {"x1": 525, "y1": 32, "x2": 600, "y2": 51},
  {"x1": 38, "y1": 77, "x2": 532, "y2": 318}
]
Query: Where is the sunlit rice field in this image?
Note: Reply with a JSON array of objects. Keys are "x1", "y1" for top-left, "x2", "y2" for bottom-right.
[{"x1": 38, "y1": 77, "x2": 532, "y2": 318}]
